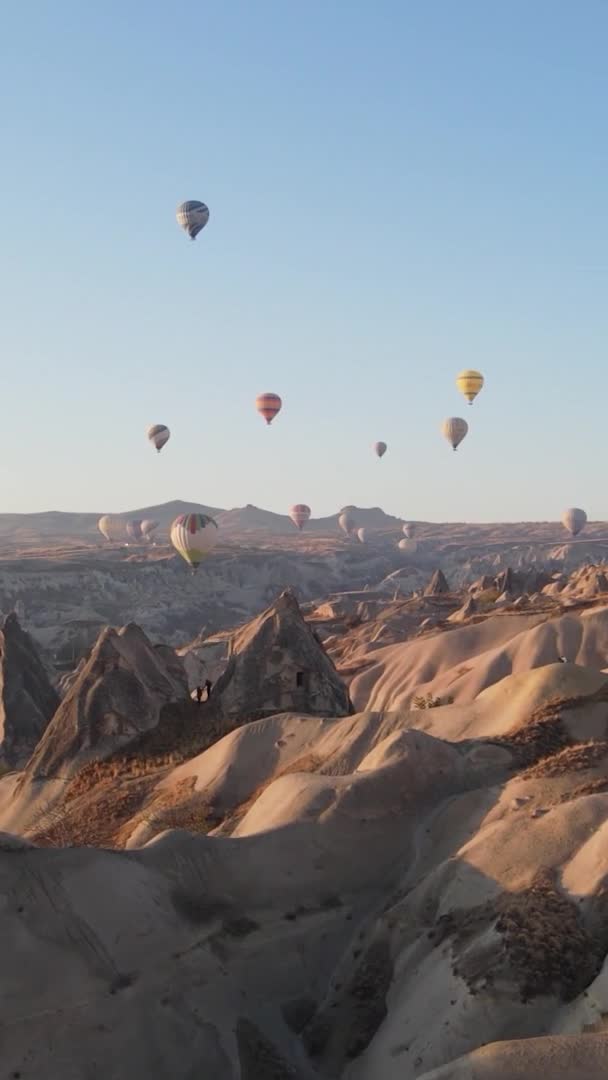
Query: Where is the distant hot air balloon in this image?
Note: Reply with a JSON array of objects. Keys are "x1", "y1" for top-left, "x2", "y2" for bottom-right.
[
  {"x1": 289, "y1": 504, "x2": 311, "y2": 530},
  {"x1": 456, "y1": 369, "x2": 484, "y2": 405},
  {"x1": 126, "y1": 520, "x2": 143, "y2": 542},
  {"x1": 373, "y1": 441, "x2": 387, "y2": 458},
  {"x1": 357, "y1": 527, "x2": 367, "y2": 543},
  {"x1": 403, "y1": 523, "x2": 416, "y2": 539},
  {"x1": 256, "y1": 393, "x2": 282, "y2": 425},
  {"x1": 98, "y1": 515, "x2": 114, "y2": 541},
  {"x1": 176, "y1": 201, "x2": 209, "y2": 240},
  {"x1": 561, "y1": 507, "x2": 587, "y2": 538},
  {"x1": 338, "y1": 511, "x2": 355, "y2": 535},
  {"x1": 442, "y1": 417, "x2": 469, "y2": 451},
  {"x1": 141, "y1": 519, "x2": 160, "y2": 540},
  {"x1": 147, "y1": 425, "x2": 170, "y2": 453},
  {"x1": 398, "y1": 538, "x2": 418, "y2": 554},
  {"x1": 170, "y1": 513, "x2": 219, "y2": 570}
]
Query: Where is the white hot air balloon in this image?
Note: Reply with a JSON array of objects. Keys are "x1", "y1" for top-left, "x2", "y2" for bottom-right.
[
  {"x1": 561, "y1": 507, "x2": 587, "y2": 538},
  {"x1": 141, "y1": 519, "x2": 160, "y2": 541},
  {"x1": 441, "y1": 417, "x2": 468, "y2": 451},
  {"x1": 338, "y1": 510, "x2": 356, "y2": 535},
  {"x1": 357, "y1": 527, "x2": 367, "y2": 543},
  {"x1": 147, "y1": 425, "x2": 170, "y2": 453},
  {"x1": 402, "y1": 523, "x2": 416, "y2": 539},
  {"x1": 98, "y1": 515, "x2": 114, "y2": 541},
  {"x1": 289, "y1": 504, "x2": 311, "y2": 530},
  {"x1": 398, "y1": 538, "x2": 418, "y2": 554}
]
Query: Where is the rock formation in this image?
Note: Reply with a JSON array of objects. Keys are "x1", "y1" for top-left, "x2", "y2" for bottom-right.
[
  {"x1": 25, "y1": 623, "x2": 189, "y2": 779},
  {"x1": 213, "y1": 589, "x2": 352, "y2": 721},
  {"x1": 424, "y1": 569, "x2": 451, "y2": 596},
  {"x1": 0, "y1": 613, "x2": 59, "y2": 766}
]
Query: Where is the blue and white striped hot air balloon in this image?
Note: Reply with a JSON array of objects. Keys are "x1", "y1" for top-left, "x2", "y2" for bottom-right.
[{"x1": 176, "y1": 201, "x2": 209, "y2": 240}]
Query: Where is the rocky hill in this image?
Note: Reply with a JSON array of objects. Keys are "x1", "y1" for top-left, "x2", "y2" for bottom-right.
[{"x1": 3, "y1": 570, "x2": 608, "y2": 1076}]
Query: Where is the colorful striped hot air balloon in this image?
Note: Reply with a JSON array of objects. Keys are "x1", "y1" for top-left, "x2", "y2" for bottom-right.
[
  {"x1": 561, "y1": 508, "x2": 587, "y2": 538},
  {"x1": 170, "y1": 513, "x2": 219, "y2": 570},
  {"x1": 441, "y1": 417, "x2": 468, "y2": 451},
  {"x1": 147, "y1": 424, "x2": 170, "y2": 453},
  {"x1": 373, "y1": 441, "x2": 387, "y2": 458},
  {"x1": 256, "y1": 393, "x2": 282, "y2": 425},
  {"x1": 176, "y1": 201, "x2": 209, "y2": 240},
  {"x1": 289, "y1": 504, "x2": 311, "y2": 530},
  {"x1": 456, "y1": 369, "x2": 484, "y2": 405}
]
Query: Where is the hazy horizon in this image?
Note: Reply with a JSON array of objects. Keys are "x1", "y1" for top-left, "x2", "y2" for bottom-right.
[{"x1": 2, "y1": 1, "x2": 606, "y2": 522}]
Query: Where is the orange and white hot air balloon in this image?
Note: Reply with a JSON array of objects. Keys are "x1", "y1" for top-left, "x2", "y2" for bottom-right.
[
  {"x1": 289, "y1": 504, "x2": 311, "y2": 530},
  {"x1": 256, "y1": 393, "x2": 282, "y2": 425}
]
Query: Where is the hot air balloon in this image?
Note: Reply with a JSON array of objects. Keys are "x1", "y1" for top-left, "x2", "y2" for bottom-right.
[
  {"x1": 141, "y1": 519, "x2": 160, "y2": 541},
  {"x1": 289, "y1": 504, "x2": 311, "y2": 530},
  {"x1": 98, "y1": 515, "x2": 114, "y2": 541},
  {"x1": 456, "y1": 369, "x2": 484, "y2": 405},
  {"x1": 357, "y1": 527, "x2": 367, "y2": 543},
  {"x1": 373, "y1": 441, "x2": 387, "y2": 458},
  {"x1": 338, "y1": 511, "x2": 355, "y2": 535},
  {"x1": 403, "y1": 523, "x2": 416, "y2": 539},
  {"x1": 561, "y1": 508, "x2": 587, "y2": 538},
  {"x1": 398, "y1": 538, "x2": 418, "y2": 553},
  {"x1": 176, "y1": 201, "x2": 209, "y2": 240},
  {"x1": 256, "y1": 393, "x2": 282, "y2": 425},
  {"x1": 147, "y1": 425, "x2": 170, "y2": 453},
  {"x1": 442, "y1": 417, "x2": 468, "y2": 451},
  {"x1": 126, "y1": 520, "x2": 143, "y2": 542},
  {"x1": 170, "y1": 513, "x2": 219, "y2": 570}
]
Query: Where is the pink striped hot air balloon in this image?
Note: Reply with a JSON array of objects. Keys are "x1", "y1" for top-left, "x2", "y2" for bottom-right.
[
  {"x1": 256, "y1": 393, "x2": 282, "y2": 425},
  {"x1": 289, "y1": 504, "x2": 311, "y2": 530}
]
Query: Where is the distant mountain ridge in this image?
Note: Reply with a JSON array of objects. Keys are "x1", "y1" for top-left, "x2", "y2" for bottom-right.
[
  {"x1": 0, "y1": 500, "x2": 608, "y2": 549},
  {"x1": 0, "y1": 502, "x2": 404, "y2": 545}
]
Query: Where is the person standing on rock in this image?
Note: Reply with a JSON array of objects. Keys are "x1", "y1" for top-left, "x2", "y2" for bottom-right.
[
  {"x1": 195, "y1": 685, "x2": 203, "y2": 704},
  {"x1": 205, "y1": 679, "x2": 213, "y2": 700}
]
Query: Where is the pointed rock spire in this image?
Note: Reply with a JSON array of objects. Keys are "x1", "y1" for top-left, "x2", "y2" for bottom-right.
[
  {"x1": 424, "y1": 569, "x2": 450, "y2": 596},
  {"x1": 0, "y1": 613, "x2": 59, "y2": 767},
  {"x1": 213, "y1": 589, "x2": 352, "y2": 722},
  {"x1": 26, "y1": 623, "x2": 188, "y2": 780}
]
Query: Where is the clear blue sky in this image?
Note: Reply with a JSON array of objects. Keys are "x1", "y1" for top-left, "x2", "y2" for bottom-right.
[{"x1": 1, "y1": 1, "x2": 607, "y2": 522}]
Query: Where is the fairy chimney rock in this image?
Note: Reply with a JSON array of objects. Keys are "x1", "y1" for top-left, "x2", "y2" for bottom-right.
[
  {"x1": 424, "y1": 569, "x2": 451, "y2": 596},
  {"x1": 213, "y1": 589, "x2": 351, "y2": 722},
  {"x1": 26, "y1": 623, "x2": 189, "y2": 780},
  {"x1": 0, "y1": 613, "x2": 59, "y2": 767}
]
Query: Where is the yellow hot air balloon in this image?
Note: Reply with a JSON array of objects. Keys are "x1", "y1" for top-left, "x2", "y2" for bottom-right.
[{"x1": 456, "y1": 369, "x2": 484, "y2": 405}]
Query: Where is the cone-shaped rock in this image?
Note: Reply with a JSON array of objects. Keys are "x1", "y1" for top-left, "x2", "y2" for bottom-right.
[
  {"x1": 448, "y1": 595, "x2": 478, "y2": 623},
  {"x1": 494, "y1": 568, "x2": 515, "y2": 595},
  {"x1": 26, "y1": 623, "x2": 188, "y2": 780},
  {"x1": 213, "y1": 589, "x2": 352, "y2": 722},
  {"x1": 0, "y1": 613, "x2": 59, "y2": 767},
  {"x1": 424, "y1": 569, "x2": 450, "y2": 596}
]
